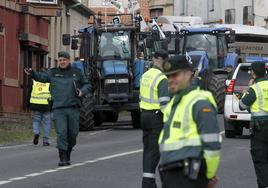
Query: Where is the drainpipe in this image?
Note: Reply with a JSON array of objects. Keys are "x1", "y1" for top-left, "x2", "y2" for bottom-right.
[{"x1": 252, "y1": 0, "x2": 255, "y2": 25}]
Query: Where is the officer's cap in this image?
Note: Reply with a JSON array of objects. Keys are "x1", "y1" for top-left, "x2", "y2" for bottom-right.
[
  {"x1": 58, "y1": 51, "x2": 70, "y2": 59},
  {"x1": 154, "y1": 50, "x2": 168, "y2": 60},
  {"x1": 163, "y1": 55, "x2": 193, "y2": 75},
  {"x1": 251, "y1": 61, "x2": 266, "y2": 76}
]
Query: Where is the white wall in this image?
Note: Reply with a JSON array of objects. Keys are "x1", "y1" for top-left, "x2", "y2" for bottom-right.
[
  {"x1": 174, "y1": 0, "x2": 267, "y2": 26},
  {"x1": 254, "y1": 0, "x2": 268, "y2": 27}
]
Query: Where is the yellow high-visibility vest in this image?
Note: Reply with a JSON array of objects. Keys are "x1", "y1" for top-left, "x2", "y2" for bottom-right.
[
  {"x1": 159, "y1": 88, "x2": 220, "y2": 179},
  {"x1": 139, "y1": 68, "x2": 167, "y2": 110},
  {"x1": 30, "y1": 80, "x2": 51, "y2": 105},
  {"x1": 250, "y1": 80, "x2": 268, "y2": 117}
]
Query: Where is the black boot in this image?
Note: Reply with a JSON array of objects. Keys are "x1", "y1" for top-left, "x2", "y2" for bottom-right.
[
  {"x1": 66, "y1": 147, "x2": 72, "y2": 165},
  {"x1": 58, "y1": 149, "x2": 68, "y2": 166},
  {"x1": 33, "y1": 134, "x2": 39, "y2": 145}
]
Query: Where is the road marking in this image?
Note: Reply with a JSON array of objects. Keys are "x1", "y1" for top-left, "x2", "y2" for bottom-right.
[
  {"x1": 89, "y1": 129, "x2": 113, "y2": 136},
  {"x1": 0, "y1": 129, "x2": 112, "y2": 150},
  {"x1": 0, "y1": 149, "x2": 142, "y2": 186},
  {"x1": 0, "y1": 144, "x2": 32, "y2": 150}
]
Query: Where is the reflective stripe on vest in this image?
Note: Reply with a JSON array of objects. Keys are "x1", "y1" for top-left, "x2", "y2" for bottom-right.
[
  {"x1": 159, "y1": 88, "x2": 217, "y2": 163},
  {"x1": 30, "y1": 81, "x2": 51, "y2": 105},
  {"x1": 250, "y1": 80, "x2": 268, "y2": 117},
  {"x1": 139, "y1": 68, "x2": 167, "y2": 110}
]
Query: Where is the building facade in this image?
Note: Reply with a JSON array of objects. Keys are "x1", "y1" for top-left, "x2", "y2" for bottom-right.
[
  {"x1": 173, "y1": 0, "x2": 268, "y2": 27},
  {"x1": 48, "y1": 0, "x2": 94, "y2": 67},
  {"x1": 88, "y1": 0, "x2": 150, "y2": 19},
  {"x1": 0, "y1": 0, "x2": 60, "y2": 112},
  {"x1": 149, "y1": 0, "x2": 173, "y2": 18},
  {"x1": 0, "y1": 0, "x2": 94, "y2": 112}
]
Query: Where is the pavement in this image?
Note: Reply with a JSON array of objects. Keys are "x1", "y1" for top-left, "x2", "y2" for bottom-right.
[{"x1": 0, "y1": 115, "x2": 257, "y2": 188}]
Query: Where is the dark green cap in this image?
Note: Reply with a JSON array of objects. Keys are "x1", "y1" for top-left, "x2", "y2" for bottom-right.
[
  {"x1": 251, "y1": 61, "x2": 266, "y2": 76},
  {"x1": 163, "y1": 55, "x2": 193, "y2": 75},
  {"x1": 58, "y1": 51, "x2": 70, "y2": 59}
]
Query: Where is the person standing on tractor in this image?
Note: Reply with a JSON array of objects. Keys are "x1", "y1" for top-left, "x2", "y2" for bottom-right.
[
  {"x1": 239, "y1": 62, "x2": 268, "y2": 188},
  {"x1": 139, "y1": 50, "x2": 170, "y2": 188},
  {"x1": 159, "y1": 55, "x2": 221, "y2": 188},
  {"x1": 24, "y1": 51, "x2": 90, "y2": 166},
  {"x1": 28, "y1": 68, "x2": 51, "y2": 146}
]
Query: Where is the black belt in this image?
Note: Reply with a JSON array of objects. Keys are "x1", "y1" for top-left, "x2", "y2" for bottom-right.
[
  {"x1": 159, "y1": 161, "x2": 184, "y2": 172},
  {"x1": 141, "y1": 109, "x2": 161, "y2": 113}
]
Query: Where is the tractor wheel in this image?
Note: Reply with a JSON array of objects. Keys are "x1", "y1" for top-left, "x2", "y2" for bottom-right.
[
  {"x1": 209, "y1": 74, "x2": 228, "y2": 114},
  {"x1": 131, "y1": 110, "x2": 141, "y2": 129},
  {"x1": 79, "y1": 95, "x2": 94, "y2": 131}
]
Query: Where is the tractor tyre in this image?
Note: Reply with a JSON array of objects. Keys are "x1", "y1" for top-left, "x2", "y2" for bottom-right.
[
  {"x1": 209, "y1": 74, "x2": 228, "y2": 114},
  {"x1": 79, "y1": 95, "x2": 94, "y2": 131},
  {"x1": 131, "y1": 110, "x2": 141, "y2": 129}
]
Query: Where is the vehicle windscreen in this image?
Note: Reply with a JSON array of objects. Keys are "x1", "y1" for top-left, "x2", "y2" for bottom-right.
[
  {"x1": 98, "y1": 31, "x2": 131, "y2": 59},
  {"x1": 236, "y1": 66, "x2": 252, "y2": 86},
  {"x1": 184, "y1": 34, "x2": 218, "y2": 69}
]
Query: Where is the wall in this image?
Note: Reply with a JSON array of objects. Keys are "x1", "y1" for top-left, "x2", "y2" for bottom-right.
[
  {"x1": 174, "y1": 0, "x2": 267, "y2": 26},
  {"x1": 48, "y1": 3, "x2": 90, "y2": 67}
]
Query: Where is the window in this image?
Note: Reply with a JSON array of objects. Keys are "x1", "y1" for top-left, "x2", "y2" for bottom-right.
[
  {"x1": 225, "y1": 9, "x2": 236, "y2": 24},
  {"x1": 209, "y1": 0, "x2": 215, "y2": 11},
  {"x1": 26, "y1": 0, "x2": 57, "y2": 4},
  {"x1": 243, "y1": 6, "x2": 253, "y2": 25},
  {"x1": 150, "y1": 8, "x2": 163, "y2": 19}
]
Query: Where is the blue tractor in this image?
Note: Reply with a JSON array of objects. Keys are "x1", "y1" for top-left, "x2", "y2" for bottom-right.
[
  {"x1": 63, "y1": 13, "x2": 146, "y2": 130},
  {"x1": 143, "y1": 26, "x2": 240, "y2": 113},
  {"x1": 180, "y1": 27, "x2": 240, "y2": 113}
]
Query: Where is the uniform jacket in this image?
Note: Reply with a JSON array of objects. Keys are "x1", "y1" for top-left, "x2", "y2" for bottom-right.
[{"x1": 32, "y1": 66, "x2": 91, "y2": 109}]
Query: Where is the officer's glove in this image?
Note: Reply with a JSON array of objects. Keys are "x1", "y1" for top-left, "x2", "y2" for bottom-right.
[{"x1": 24, "y1": 68, "x2": 33, "y2": 76}]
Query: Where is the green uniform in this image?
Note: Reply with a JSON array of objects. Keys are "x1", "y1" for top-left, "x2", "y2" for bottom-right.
[
  {"x1": 32, "y1": 66, "x2": 90, "y2": 151},
  {"x1": 159, "y1": 86, "x2": 221, "y2": 188},
  {"x1": 239, "y1": 77, "x2": 268, "y2": 188},
  {"x1": 139, "y1": 67, "x2": 170, "y2": 188}
]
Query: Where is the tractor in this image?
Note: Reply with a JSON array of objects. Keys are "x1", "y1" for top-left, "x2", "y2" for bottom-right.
[
  {"x1": 63, "y1": 13, "x2": 146, "y2": 130},
  {"x1": 142, "y1": 24, "x2": 240, "y2": 113}
]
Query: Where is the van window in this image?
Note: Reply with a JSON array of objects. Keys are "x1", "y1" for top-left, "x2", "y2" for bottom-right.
[
  {"x1": 236, "y1": 66, "x2": 268, "y2": 86},
  {"x1": 236, "y1": 66, "x2": 251, "y2": 86}
]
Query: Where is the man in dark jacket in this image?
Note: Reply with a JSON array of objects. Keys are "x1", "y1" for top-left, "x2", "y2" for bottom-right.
[{"x1": 24, "y1": 51, "x2": 91, "y2": 166}]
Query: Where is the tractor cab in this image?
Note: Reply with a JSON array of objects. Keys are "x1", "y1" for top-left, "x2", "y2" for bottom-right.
[{"x1": 180, "y1": 27, "x2": 236, "y2": 70}]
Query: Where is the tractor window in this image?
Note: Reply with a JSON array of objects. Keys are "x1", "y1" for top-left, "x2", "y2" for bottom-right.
[
  {"x1": 218, "y1": 35, "x2": 228, "y2": 68},
  {"x1": 184, "y1": 34, "x2": 218, "y2": 69},
  {"x1": 99, "y1": 32, "x2": 131, "y2": 59}
]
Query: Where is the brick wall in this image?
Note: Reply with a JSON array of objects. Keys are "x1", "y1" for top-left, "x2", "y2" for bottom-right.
[{"x1": 89, "y1": 0, "x2": 150, "y2": 18}]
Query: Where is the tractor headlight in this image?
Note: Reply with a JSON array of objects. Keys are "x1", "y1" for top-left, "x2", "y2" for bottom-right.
[
  {"x1": 117, "y1": 78, "x2": 129, "y2": 83},
  {"x1": 104, "y1": 79, "x2": 116, "y2": 84}
]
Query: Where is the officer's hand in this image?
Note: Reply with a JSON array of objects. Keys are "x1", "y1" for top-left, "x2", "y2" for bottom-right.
[
  {"x1": 207, "y1": 176, "x2": 219, "y2": 188},
  {"x1": 234, "y1": 92, "x2": 242, "y2": 99},
  {"x1": 76, "y1": 89, "x2": 83, "y2": 97},
  {"x1": 248, "y1": 78, "x2": 255, "y2": 86},
  {"x1": 24, "y1": 68, "x2": 33, "y2": 76}
]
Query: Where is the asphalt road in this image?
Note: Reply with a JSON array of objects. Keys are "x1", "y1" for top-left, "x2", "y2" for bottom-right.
[{"x1": 0, "y1": 115, "x2": 257, "y2": 188}]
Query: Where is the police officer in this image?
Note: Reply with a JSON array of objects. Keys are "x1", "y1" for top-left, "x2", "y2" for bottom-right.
[
  {"x1": 139, "y1": 50, "x2": 170, "y2": 188},
  {"x1": 158, "y1": 55, "x2": 221, "y2": 188},
  {"x1": 24, "y1": 51, "x2": 90, "y2": 166},
  {"x1": 239, "y1": 62, "x2": 268, "y2": 188}
]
